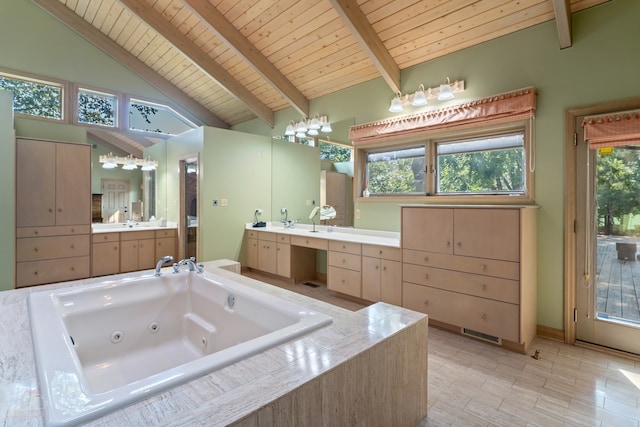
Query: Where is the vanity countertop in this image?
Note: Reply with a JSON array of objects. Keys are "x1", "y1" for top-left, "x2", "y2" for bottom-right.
[
  {"x1": 0, "y1": 260, "x2": 425, "y2": 426},
  {"x1": 92, "y1": 222, "x2": 178, "y2": 234},
  {"x1": 245, "y1": 222, "x2": 401, "y2": 248}
]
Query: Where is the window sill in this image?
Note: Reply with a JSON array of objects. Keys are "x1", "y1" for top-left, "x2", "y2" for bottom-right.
[{"x1": 356, "y1": 194, "x2": 536, "y2": 205}]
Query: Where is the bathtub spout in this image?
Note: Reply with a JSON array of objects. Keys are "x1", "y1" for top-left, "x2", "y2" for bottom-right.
[{"x1": 155, "y1": 256, "x2": 174, "y2": 276}]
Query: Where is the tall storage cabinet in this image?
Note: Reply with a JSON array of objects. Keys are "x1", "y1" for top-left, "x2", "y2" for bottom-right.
[
  {"x1": 401, "y1": 205, "x2": 537, "y2": 353},
  {"x1": 15, "y1": 138, "x2": 91, "y2": 287}
]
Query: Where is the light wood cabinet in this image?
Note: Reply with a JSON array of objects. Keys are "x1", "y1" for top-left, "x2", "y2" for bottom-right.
[
  {"x1": 321, "y1": 170, "x2": 352, "y2": 226},
  {"x1": 362, "y1": 244, "x2": 402, "y2": 305},
  {"x1": 15, "y1": 139, "x2": 91, "y2": 287},
  {"x1": 155, "y1": 229, "x2": 177, "y2": 261},
  {"x1": 257, "y1": 232, "x2": 277, "y2": 274},
  {"x1": 245, "y1": 230, "x2": 258, "y2": 269},
  {"x1": 245, "y1": 231, "x2": 291, "y2": 278},
  {"x1": 120, "y1": 230, "x2": 155, "y2": 273},
  {"x1": 92, "y1": 232, "x2": 120, "y2": 277},
  {"x1": 276, "y1": 234, "x2": 291, "y2": 278},
  {"x1": 328, "y1": 240, "x2": 362, "y2": 298},
  {"x1": 401, "y1": 205, "x2": 537, "y2": 353}
]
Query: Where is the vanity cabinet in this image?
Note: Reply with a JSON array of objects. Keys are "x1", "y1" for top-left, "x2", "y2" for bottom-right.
[
  {"x1": 362, "y1": 244, "x2": 402, "y2": 305},
  {"x1": 245, "y1": 231, "x2": 291, "y2": 278},
  {"x1": 245, "y1": 230, "x2": 258, "y2": 269},
  {"x1": 275, "y1": 234, "x2": 291, "y2": 278},
  {"x1": 327, "y1": 240, "x2": 362, "y2": 298},
  {"x1": 15, "y1": 138, "x2": 91, "y2": 287},
  {"x1": 155, "y1": 229, "x2": 177, "y2": 261},
  {"x1": 401, "y1": 205, "x2": 537, "y2": 353},
  {"x1": 120, "y1": 230, "x2": 155, "y2": 273},
  {"x1": 257, "y1": 232, "x2": 277, "y2": 274},
  {"x1": 92, "y1": 232, "x2": 120, "y2": 277}
]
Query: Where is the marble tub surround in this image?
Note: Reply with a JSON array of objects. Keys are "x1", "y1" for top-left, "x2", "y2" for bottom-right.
[
  {"x1": 246, "y1": 221, "x2": 401, "y2": 247},
  {"x1": 0, "y1": 260, "x2": 427, "y2": 426}
]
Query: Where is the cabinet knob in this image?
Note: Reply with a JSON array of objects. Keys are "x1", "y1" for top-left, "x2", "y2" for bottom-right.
[
  {"x1": 34, "y1": 247, "x2": 39, "y2": 252},
  {"x1": 33, "y1": 271, "x2": 38, "y2": 276},
  {"x1": 48, "y1": 208, "x2": 53, "y2": 213},
  {"x1": 481, "y1": 264, "x2": 487, "y2": 271},
  {"x1": 457, "y1": 242, "x2": 461, "y2": 247},
  {"x1": 375, "y1": 265, "x2": 379, "y2": 270},
  {"x1": 342, "y1": 258, "x2": 346, "y2": 263},
  {"x1": 382, "y1": 266, "x2": 387, "y2": 271},
  {"x1": 113, "y1": 246, "x2": 118, "y2": 250},
  {"x1": 58, "y1": 208, "x2": 62, "y2": 213},
  {"x1": 423, "y1": 256, "x2": 429, "y2": 262},
  {"x1": 482, "y1": 284, "x2": 487, "y2": 290},
  {"x1": 424, "y1": 273, "x2": 429, "y2": 279},
  {"x1": 70, "y1": 244, "x2": 75, "y2": 249},
  {"x1": 34, "y1": 231, "x2": 38, "y2": 235},
  {"x1": 71, "y1": 228, "x2": 75, "y2": 233},
  {"x1": 70, "y1": 267, "x2": 75, "y2": 272},
  {"x1": 481, "y1": 313, "x2": 487, "y2": 320},
  {"x1": 423, "y1": 299, "x2": 429, "y2": 306},
  {"x1": 447, "y1": 241, "x2": 451, "y2": 246},
  {"x1": 378, "y1": 250, "x2": 383, "y2": 255}
]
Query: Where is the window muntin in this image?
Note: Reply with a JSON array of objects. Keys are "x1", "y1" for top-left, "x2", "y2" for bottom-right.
[
  {"x1": 129, "y1": 98, "x2": 197, "y2": 135},
  {"x1": 436, "y1": 132, "x2": 525, "y2": 195},
  {"x1": 366, "y1": 146, "x2": 425, "y2": 195},
  {"x1": 77, "y1": 88, "x2": 118, "y2": 127},
  {"x1": 0, "y1": 73, "x2": 63, "y2": 120}
]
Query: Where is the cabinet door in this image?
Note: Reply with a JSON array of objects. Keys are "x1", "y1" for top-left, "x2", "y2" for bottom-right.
[
  {"x1": 120, "y1": 240, "x2": 139, "y2": 273},
  {"x1": 380, "y1": 259, "x2": 402, "y2": 306},
  {"x1": 402, "y1": 208, "x2": 453, "y2": 254},
  {"x1": 276, "y1": 243, "x2": 291, "y2": 278},
  {"x1": 92, "y1": 242, "x2": 120, "y2": 276},
  {"x1": 362, "y1": 257, "x2": 381, "y2": 302},
  {"x1": 138, "y1": 238, "x2": 156, "y2": 270},
  {"x1": 246, "y1": 238, "x2": 258, "y2": 269},
  {"x1": 56, "y1": 143, "x2": 91, "y2": 225},
  {"x1": 16, "y1": 139, "x2": 56, "y2": 227},
  {"x1": 453, "y1": 209, "x2": 520, "y2": 262},
  {"x1": 258, "y1": 241, "x2": 277, "y2": 274},
  {"x1": 156, "y1": 237, "x2": 176, "y2": 261}
]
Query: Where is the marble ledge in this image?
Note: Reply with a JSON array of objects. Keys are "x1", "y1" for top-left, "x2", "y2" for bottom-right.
[{"x1": 0, "y1": 259, "x2": 426, "y2": 427}]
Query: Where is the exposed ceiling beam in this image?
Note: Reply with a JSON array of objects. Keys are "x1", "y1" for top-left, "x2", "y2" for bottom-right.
[
  {"x1": 328, "y1": 0, "x2": 400, "y2": 94},
  {"x1": 31, "y1": 0, "x2": 228, "y2": 130},
  {"x1": 551, "y1": 0, "x2": 572, "y2": 48},
  {"x1": 119, "y1": 0, "x2": 274, "y2": 127},
  {"x1": 183, "y1": 0, "x2": 309, "y2": 117}
]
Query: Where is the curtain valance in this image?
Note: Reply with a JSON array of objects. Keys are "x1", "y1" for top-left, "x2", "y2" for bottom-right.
[
  {"x1": 350, "y1": 87, "x2": 536, "y2": 146},
  {"x1": 583, "y1": 110, "x2": 640, "y2": 149}
]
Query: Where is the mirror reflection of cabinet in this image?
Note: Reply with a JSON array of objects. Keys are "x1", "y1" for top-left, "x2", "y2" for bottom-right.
[{"x1": 321, "y1": 170, "x2": 352, "y2": 226}]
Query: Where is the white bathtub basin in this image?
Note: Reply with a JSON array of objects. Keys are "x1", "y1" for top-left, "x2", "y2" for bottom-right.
[{"x1": 28, "y1": 270, "x2": 332, "y2": 426}]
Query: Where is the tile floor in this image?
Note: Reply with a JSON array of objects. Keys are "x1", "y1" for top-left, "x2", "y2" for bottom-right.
[{"x1": 243, "y1": 270, "x2": 640, "y2": 427}]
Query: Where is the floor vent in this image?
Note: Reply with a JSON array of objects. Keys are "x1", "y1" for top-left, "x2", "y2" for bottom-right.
[
  {"x1": 302, "y1": 282, "x2": 320, "y2": 288},
  {"x1": 461, "y1": 328, "x2": 501, "y2": 345}
]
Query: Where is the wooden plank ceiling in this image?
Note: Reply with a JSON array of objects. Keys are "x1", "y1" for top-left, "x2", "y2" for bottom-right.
[{"x1": 35, "y1": 0, "x2": 608, "y2": 132}]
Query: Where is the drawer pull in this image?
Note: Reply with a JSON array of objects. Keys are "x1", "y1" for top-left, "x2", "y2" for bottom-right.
[
  {"x1": 457, "y1": 242, "x2": 462, "y2": 247},
  {"x1": 70, "y1": 245, "x2": 75, "y2": 249},
  {"x1": 34, "y1": 231, "x2": 38, "y2": 235},
  {"x1": 70, "y1": 267, "x2": 75, "y2": 271},
  {"x1": 342, "y1": 245, "x2": 346, "y2": 249},
  {"x1": 48, "y1": 208, "x2": 53, "y2": 213},
  {"x1": 71, "y1": 228, "x2": 75, "y2": 233},
  {"x1": 382, "y1": 266, "x2": 386, "y2": 271},
  {"x1": 447, "y1": 241, "x2": 451, "y2": 246},
  {"x1": 482, "y1": 264, "x2": 487, "y2": 271},
  {"x1": 424, "y1": 273, "x2": 429, "y2": 279},
  {"x1": 342, "y1": 258, "x2": 346, "y2": 263},
  {"x1": 113, "y1": 246, "x2": 118, "y2": 251},
  {"x1": 33, "y1": 271, "x2": 38, "y2": 276},
  {"x1": 423, "y1": 299, "x2": 429, "y2": 306},
  {"x1": 378, "y1": 250, "x2": 383, "y2": 255},
  {"x1": 423, "y1": 256, "x2": 429, "y2": 262},
  {"x1": 34, "y1": 247, "x2": 39, "y2": 252},
  {"x1": 482, "y1": 284, "x2": 487, "y2": 290},
  {"x1": 481, "y1": 313, "x2": 487, "y2": 320}
]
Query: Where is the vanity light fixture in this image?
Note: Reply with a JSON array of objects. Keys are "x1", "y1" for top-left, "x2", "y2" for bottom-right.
[
  {"x1": 284, "y1": 115, "x2": 332, "y2": 141},
  {"x1": 388, "y1": 79, "x2": 465, "y2": 113},
  {"x1": 99, "y1": 153, "x2": 158, "y2": 171}
]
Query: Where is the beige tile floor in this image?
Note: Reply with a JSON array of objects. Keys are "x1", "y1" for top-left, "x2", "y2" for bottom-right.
[{"x1": 243, "y1": 270, "x2": 640, "y2": 427}]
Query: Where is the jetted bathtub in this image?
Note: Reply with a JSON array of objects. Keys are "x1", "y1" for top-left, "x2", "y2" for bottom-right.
[{"x1": 28, "y1": 269, "x2": 332, "y2": 426}]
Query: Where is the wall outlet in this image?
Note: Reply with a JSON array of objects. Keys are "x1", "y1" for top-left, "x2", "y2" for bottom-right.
[
  {"x1": 306, "y1": 200, "x2": 312, "y2": 206},
  {"x1": 355, "y1": 209, "x2": 361, "y2": 219},
  {"x1": 220, "y1": 198, "x2": 228, "y2": 207},
  {"x1": 281, "y1": 208, "x2": 287, "y2": 214},
  {"x1": 255, "y1": 208, "x2": 263, "y2": 214}
]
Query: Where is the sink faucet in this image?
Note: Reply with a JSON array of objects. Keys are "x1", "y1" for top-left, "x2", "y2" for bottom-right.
[
  {"x1": 173, "y1": 257, "x2": 205, "y2": 273},
  {"x1": 155, "y1": 255, "x2": 174, "y2": 276}
]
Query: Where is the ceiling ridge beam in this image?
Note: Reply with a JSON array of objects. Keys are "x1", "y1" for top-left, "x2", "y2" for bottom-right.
[
  {"x1": 183, "y1": 0, "x2": 309, "y2": 117},
  {"x1": 119, "y1": 0, "x2": 274, "y2": 127},
  {"x1": 31, "y1": 0, "x2": 229, "y2": 130},
  {"x1": 328, "y1": 0, "x2": 400, "y2": 94},
  {"x1": 551, "y1": 0, "x2": 572, "y2": 48}
]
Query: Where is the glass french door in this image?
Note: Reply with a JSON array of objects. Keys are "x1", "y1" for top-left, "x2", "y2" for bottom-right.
[{"x1": 575, "y1": 117, "x2": 640, "y2": 355}]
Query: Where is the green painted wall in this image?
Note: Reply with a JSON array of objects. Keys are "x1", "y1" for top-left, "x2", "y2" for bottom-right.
[
  {"x1": 237, "y1": 0, "x2": 640, "y2": 330},
  {"x1": 0, "y1": 90, "x2": 15, "y2": 292}
]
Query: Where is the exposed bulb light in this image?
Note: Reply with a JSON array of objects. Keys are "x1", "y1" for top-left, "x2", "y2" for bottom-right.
[
  {"x1": 389, "y1": 92, "x2": 404, "y2": 113},
  {"x1": 141, "y1": 157, "x2": 156, "y2": 171},
  {"x1": 101, "y1": 153, "x2": 118, "y2": 169},
  {"x1": 99, "y1": 153, "x2": 157, "y2": 171},
  {"x1": 296, "y1": 118, "x2": 307, "y2": 133},
  {"x1": 122, "y1": 155, "x2": 138, "y2": 170},
  {"x1": 412, "y1": 84, "x2": 427, "y2": 106},
  {"x1": 308, "y1": 114, "x2": 321, "y2": 130},
  {"x1": 320, "y1": 121, "x2": 332, "y2": 133},
  {"x1": 437, "y1": 77, "x2": 455, "y2": 101},
  {"x1": 283, "y1": 114, "x2": 332, "y2": 139},
  {"x1": 307, "y1": 128, "x2": 319, "y2": 136}
]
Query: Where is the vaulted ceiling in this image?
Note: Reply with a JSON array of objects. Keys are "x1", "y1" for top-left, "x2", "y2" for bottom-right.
[{"x1": 34, "y1": 0, "x2": 608, "y2": 134}]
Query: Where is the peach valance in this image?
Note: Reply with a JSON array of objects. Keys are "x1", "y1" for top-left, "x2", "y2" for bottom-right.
[
  {"x1": 350, "y1": 87, "x2": 536, "y2": 146},
  {"x1": 583, "y1": 110, "x2": 640, "y2": 149}
]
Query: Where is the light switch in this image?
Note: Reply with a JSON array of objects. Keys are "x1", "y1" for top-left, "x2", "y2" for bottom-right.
[{"x1": 220, "y1": 198, "x2": 228, "y2": 207}]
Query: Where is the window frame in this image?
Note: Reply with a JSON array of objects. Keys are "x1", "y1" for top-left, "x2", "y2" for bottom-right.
[
  {"x1": 72, "y1": 84, "x2": 123, "y2": 129},
  {"x1": 0, "y1": 68, "x2": 68, "y2": 123},
  {"x1": 127, "y1": 96, "x2": 198, "y2": 136},
  {"x1": 356, "y1": 120, "x2": 534, "y2": 203}
]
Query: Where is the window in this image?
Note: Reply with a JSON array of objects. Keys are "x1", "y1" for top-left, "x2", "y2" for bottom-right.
[
  {"x1": 129, "y1": 98, "x2": 197, "y2": 135},
  {"x1": 437, "y1": 132, "x2": 525, "y2": 195},
  {"x1": 366, "y1": 146, "x2": 425, "y2": 195},
  {"x1": 77, "y1": 88, "x2": 118, "y2": 127},
  {"x1": 0, "y1": 72, "x2": 63, "y2": 120}
]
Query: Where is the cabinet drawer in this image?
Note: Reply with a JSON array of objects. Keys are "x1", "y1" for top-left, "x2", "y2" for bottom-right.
[
  {"x1": 17, "y1": 235, "x2": 90, "y2": 262},
  {"x1": 17, "y1": 256, "x2": 90, "y2": 288},
  {"x1": 120, "y1": 230, "x2": 155, "y2": 241},
  {"x1": 362, "y1": 244, "x2": 401, "y2": 261},
  {"x1": 328, "y1": 251, "x2": 361, "y2": 271},
  {"x1": 402, "y1": 263, "x2": 519, "y2": 304},
  {"x1": 276, "y1": 234, "x2": 290, "y2": 244},
  {"x1": 329, "y1": 240, "x2": 361, "y2": 255},
  {"x1": 17, "y1": 225, "x2": 90, "y2": 238},
  {"x1": 93, "y1": 232, "x2": 120, "y2": 243},
  {"x1": 403, "y1": 249, "x2": 519, "y2": 280},
  {"x1": 246, "y1": 230, "x2": 258, "y2": 239},
  {"x1": 290, "y1": 235, "x2": 328, "y2": 250},
  {"x1": 155, "y1": 229, "x2": 177, "y2": 238},
  {"x1": 258, "y1": 231, "x2": 277, "y2": 242},
  {"x1": 402, "y1": 282, "x2": 519, "y2": 342},
  {"x1": 328, "y1": 266, "x2": 361, "y2": 297}
]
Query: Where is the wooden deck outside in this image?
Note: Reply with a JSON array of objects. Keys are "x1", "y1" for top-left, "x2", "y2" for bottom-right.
[{"x1": 596, "y1": 235, "x2": 640, "y2": 322}]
